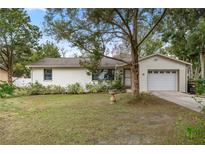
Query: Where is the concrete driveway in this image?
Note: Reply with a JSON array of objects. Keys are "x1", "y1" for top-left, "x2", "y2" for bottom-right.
[{"x1": 151, "y1": 91, "x2": 204, "y2": 113}]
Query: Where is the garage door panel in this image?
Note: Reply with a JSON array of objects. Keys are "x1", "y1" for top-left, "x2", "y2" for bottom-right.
[{"x1": 148, "y1": 70, "x2": 178, "y2": 91}]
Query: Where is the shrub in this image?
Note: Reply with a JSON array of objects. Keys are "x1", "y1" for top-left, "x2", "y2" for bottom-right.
[
  {"x1": 86, "y1": 80, "x2": 124, "y2": 93},
  {"x1": 26, "y1": 83, "x2": 68, "y2": 95},
  {"x1": 67, "y1": 83, "x2": 84, "y2": 94},
  {"x1": 109, "y1": 80, "x2": 123, "y2": 90},
  {"x1": 1, "y1": 82, "x2": 85, "y2": 97},
  {"x1": 195, "y1": 79, "x2": 205, "y2": 95},
  {"x1": 85, "y1": 82, "x2": 97, "y2": 93},
  {"x1": 86, "y1": 81, "x2": 109, "y2": 93},
  {"x1": 45, "y1": 85, "x2": 67, "y2": 94},
  {"x1": 27, "y1": 82, "x2": 46, "y2": 95},
  {"x1": 0, "y1": 81, "x2": 15, "y2": 98},
  {"x1": 13, "y1": 87, "x2": 28, "y2": 97}
]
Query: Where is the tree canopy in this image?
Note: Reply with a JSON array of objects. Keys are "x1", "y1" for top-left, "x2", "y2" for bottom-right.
[
  {"x1": 13, "y1": 41, "x2": 61, "y2": 77},
  {"x1": 44, "y1": 8, "x2": 167, "y2": 95},
  {"x1": 0, "y1": 8, "x2": 41, "y2": 82},
  {"x1": 162, "y1": 9, "x2": 205, "y2": 79},
  {"x1": 30, "y1": 41, "x2": 61, "y2": 62}
]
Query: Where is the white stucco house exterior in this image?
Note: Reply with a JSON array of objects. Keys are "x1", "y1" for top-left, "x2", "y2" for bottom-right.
[{"x1": 27, "y1": 53, "x2": 192, "y2": 93}]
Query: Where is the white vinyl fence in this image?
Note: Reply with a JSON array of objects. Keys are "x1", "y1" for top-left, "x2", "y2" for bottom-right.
[{"x1": 13, "y1": 77, "x2": 31, "y2": 87}]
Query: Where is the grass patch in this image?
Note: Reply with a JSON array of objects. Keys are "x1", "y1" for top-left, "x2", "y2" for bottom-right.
[{"x1": 0, "y1": 93, "x2": 204, "y2": 144}]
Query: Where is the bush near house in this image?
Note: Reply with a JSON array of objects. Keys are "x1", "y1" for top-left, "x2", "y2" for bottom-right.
[
  {"x1": 85, "y1": 82, "x2": 109, "y2": 93},
  {"x1": 195, "y1": 79, "x2": 205, "y2": 95},
  {"x1": 0, "y1": 81, "x2": 15, "y2": 98},
  {"x1": 26, "y1": 82, "x2": 82, "y2": 95},
  {"x1": 85, "y1": 80, "x2": 123, "y2": 93},
  {"x1": 46, "y1": 85, "x2": 67, "y2": 94},
  {"x1": 27, "y1": 82, "x2": 46, "y2": 95},
  {"x1": 109, "y1": 80, "x2": 123, "y2": 90},
  {"x1": 188, "y1": 79, "x2": 205, "y2": 95},
  {"x1": 0, "y1": 79, "x2": 124, "y2": 98},
  {"x1": 67, "y1": 83, "x2": 84, "y2": 94}
]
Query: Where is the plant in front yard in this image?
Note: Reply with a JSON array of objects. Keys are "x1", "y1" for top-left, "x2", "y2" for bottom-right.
[
  {"x1": 86, "y1": 79, "x2": 124, "y2": 93},
  {"x1": 13, "y1": 87, "x2": 29, "y2": 97},
  {"x1": 86, "y1": 81, "x2": 109, "y2": 93},
  {"x1": 67, "y1": 83, "x2": 84, "y2": 94},
  {"x1": 0, "y1": 81, "x2": 15, "y2": 98},
  {"x1": 45, "y1": 85, "x2": 67, "y2": 94},
  {"x1": 27, "y1": 82, "x2": 46, "y2": 95},
  {"x1": 108, "y1": 80, "x2": 123, "y2": 91},
  {"x1": 174, "y1": 116, "x2": 205, "y2": 144},
  {"x1": 21, "y1": 82, "x2": 68, "y2": 96},
  {"x1": 195, "y1": 79, "x2": 205, "y2": 95}
]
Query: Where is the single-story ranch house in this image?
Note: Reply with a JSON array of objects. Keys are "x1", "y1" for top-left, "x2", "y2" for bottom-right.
[
  {"x1": 27, "y1": 53, "x2": 192, "y2": 92},
  {"x1": 0, "y1": 65, "x2": 8, "y2": 82}
]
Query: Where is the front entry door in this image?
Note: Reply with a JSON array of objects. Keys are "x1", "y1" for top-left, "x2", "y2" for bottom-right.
[{"x1": 124, "y1": 69, "x2": 131, "y2": 87}]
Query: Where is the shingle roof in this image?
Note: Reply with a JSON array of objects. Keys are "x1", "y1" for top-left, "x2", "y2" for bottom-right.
[
  {"x1": 27, "y1": 53, "x2": 192, "y2": 68},
  {"x1": 27, "y1": 57, "x2": 128, "y2": 68},
  {"x1": 139, "y1": 53, "x2": 192, "y2": 65}
]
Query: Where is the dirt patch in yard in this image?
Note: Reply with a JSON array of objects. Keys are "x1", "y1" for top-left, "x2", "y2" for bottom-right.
[{"x1": 138, "y1": 113, "x2": 172, "y2": 126}]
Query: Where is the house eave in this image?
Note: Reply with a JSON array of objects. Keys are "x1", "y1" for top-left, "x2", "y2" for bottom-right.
[
  {"x1": 27, "y1": 65, "x2": 116, "y2": 69},
  {"x1": 26, "y1": 53, "x2": 192, "y2": 69},
  {"x1": 139, "y1": 53, "x2": 192, "y2": 66}
]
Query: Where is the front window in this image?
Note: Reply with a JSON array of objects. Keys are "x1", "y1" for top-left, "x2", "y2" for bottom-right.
[
  {"x1": 92, "y1": 69, "x2": 115, "y2": 80},
  {"x1": 44, "y1": 69, "x2": 52, "y2": 81}
]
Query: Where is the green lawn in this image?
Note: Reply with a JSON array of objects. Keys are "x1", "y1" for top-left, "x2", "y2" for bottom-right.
[{"x1": 0, "y1": 93, "x2": 204, "y2": 144}]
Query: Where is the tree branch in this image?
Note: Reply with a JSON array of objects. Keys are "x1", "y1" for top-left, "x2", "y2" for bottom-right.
[
  {"x1": 109, "y1": 19, "x2": 130, "y2": 38},
  {"x1": 114, "y1": 9, "x2": 133, "y2": 38},
  {"x1": 0, "y1": 52, "x2": 8, "y2": 67},
  {"x1": 0, "y1": 66, "x2": 7, "y2": 71},
  {"x1": 137, "y1": 9, "x2": 167, "y2": 48},
  {"x1": 72, "y1": 41, "x2": 129, "y2": 64},
  {"x1": 102, "y1": 55, "x2": 129, "y2": 64}
]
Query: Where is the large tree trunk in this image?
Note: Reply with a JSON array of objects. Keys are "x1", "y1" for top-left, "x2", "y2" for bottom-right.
[
  {"x1": 130, "y1": 52, "x2": 139, "y2": 96},
  {"x1": 7, "y1": 68, "x2": 12, "y2": 84},
  {"x1": 7, "y1": 51, "x2": 13, "y2": 84},
  {"x1": 200, "y1": 51, "x2": 204, "y2": 78},
  {"x1": 130, "y1": 8, "x2": 140, "y2": 96}
]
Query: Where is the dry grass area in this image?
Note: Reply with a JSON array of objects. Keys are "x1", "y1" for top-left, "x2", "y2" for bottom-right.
[{"x1": 0, "y1": 93, "x2": 204, "y2": 144}]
